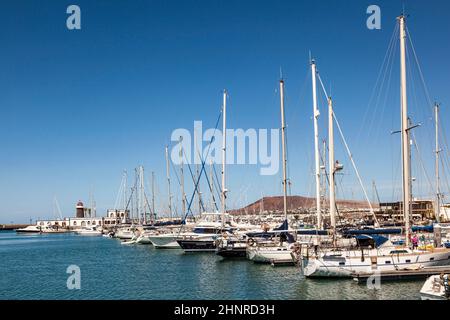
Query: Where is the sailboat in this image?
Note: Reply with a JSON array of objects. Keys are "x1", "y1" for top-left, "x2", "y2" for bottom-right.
[
  {"x1": 177, "y1": 90, "x2": 233, "y2": 252},
  {"x1": 246, "y1": 78, "x2": 297, "y2": 264},
  {"x1": 301, "y1": 15, "x2": 450, "y2": 278}
]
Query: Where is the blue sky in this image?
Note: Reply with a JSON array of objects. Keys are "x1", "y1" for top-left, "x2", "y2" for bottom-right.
[{"x1": 1, "y1": 0, "x2": 450, "y2": 223}]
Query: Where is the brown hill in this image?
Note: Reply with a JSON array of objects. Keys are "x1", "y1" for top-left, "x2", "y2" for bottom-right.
[{"x1": 230, "y1": 195, "x2": 376, "y2": 215}]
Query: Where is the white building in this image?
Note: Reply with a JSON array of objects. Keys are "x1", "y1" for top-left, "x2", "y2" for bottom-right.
[{"x1": 35, "y1": 201, "x2": 130, "y2": 230}]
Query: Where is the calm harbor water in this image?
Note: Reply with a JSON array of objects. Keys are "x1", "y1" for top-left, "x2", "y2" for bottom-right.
[{"x1": 0, "y1": 231, "x2": 423, "y2": 300}]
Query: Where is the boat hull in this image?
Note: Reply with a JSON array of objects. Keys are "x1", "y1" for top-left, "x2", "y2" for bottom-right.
[
  {"x1": 177, "y1": 239, "x2": 216, "y2": 252},
  {"x1": 303, "y1": 249, "x2": 450, "y2": 278},
  {"x1": 420, "y1": 275, "x2": 449, "y2": 300},
  {"x1": 148, "y1": 235, "x2": 181, "y2": 248},
  {"x1": 246, "y1": 247, "x2": 293, "y2": 263},
  {"x1": 216, "y1": 245, "x2": 247, "y2": 258}
]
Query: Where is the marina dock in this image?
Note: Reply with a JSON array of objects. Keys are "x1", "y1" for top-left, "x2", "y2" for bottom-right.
[
  {"x1": 352, "y1": 266, "x2": 450, "y2": 283},
  {"x1": 0, "y1": 224, "x2": 28, "y2": 231},
  {"x1": 270, "y1": 259, "x2": 295, "y2": 267}
]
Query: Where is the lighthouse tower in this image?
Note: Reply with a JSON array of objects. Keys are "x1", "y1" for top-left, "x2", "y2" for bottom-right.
[{"x1": 76, "y1": 201, "x2": 85, "y2": 218}]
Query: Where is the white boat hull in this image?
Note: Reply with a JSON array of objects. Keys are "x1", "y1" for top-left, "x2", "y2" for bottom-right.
[
  {"x1": 420, "y1": 275, "x2": 449, "y2": 300},
  {"x1": 246, "y1": 247, "x2": 293, "y2": 263},
  {"x1": 148, "y1": 235, "x2": 181, "y2": 249},
  {"x1": 76, "y1": 232, "x2": 102, "y2": 236},
  {"x1": 135, "y1": 235, "x2": 153, "y2": 245},
  {"x1": 303, "y1": 249, "x2": 450, "y2": 278}
]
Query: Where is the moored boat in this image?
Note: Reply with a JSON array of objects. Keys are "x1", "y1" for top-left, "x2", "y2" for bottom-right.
[
  {"x1": 75, "y1": 226, "x2": 102, "y2": 236},
  {"x1": 420, "y1": 274, "x2": 450, "y2": 300},
  {"x1": 15, "y1": 225, "x2": 43, "y2": 233}
]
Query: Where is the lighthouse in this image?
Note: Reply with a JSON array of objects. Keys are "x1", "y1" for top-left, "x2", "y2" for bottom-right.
[{"x1": 76, "y1": 201, "x2": 84, "y2": 218}]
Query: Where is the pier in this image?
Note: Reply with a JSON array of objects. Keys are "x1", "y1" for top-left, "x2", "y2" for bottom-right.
[
  {"x1": 0, "y1": 224, "x2": 28, "y2": 231},
  {"x1": 270, "y1": 259, "x2": 295, "y2": 267},
  {"x1": 352, "y1": 266, "x2": 450, "y2": 283}
]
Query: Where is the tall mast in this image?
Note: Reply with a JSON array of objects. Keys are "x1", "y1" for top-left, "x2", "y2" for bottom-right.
[
  {"x1": 89, "y1": 187, "x2": 93, "y2": 218},
  {"x1": 435, "y1": 103, "x2": 441, "y2": 222},
  {"x1": 179, "y1": 136, "x2": 186, "y2": 215},
  {"x1": 196, "y1": 165, "x2": 202, "y2": 214},
  {"x1": 139, "y1": 165, "x2": 146, "y2": 224},
  {"x1": 151, "y1": 171, "x2": 155, "y2": 221},
  {"x1": 209, "y1": 159, "x2": 215, "y2": 211},
  {"x1": 221, "y1": 89, "x2": 227, "y2": 227},
  {"x1": 311, "y1": 60, "x2": 322, "y2": 229},
  {"x1": 165, "y1": 145, "x2": 173, "y2": 220},
  {"x1": 279, "y1": 79, "x2": 288, "y2": 221},
  {"x1": 328, "y1": 97, "x2": 336, "y2": 232},
  {"x1": 123, "y1": 170, "x2": 128, "y2": 210},
  {"x1": 399, "y1": 15, "x2": 411, "y2": 246},
  {"x1": 134, "y1": 168, "x2": 139, "y2": 224},
  {"x1": 321, "y1": 139, "x2": 327, "y2": 209}
]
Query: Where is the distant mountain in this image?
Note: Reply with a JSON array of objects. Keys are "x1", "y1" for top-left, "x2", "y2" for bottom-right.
[{"x1": 230, "y1": 195, "x2": 376, "y2": 215}]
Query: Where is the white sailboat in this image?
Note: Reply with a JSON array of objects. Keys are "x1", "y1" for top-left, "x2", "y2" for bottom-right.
[
  {"x1": 176, "y1": 90, "x2": 232, "y2": 253},
  {"x1": 246, "y1": 78, "x2": 295, "y2": 264},
  {"x1": 301, "y1": 15, "x2": 450, "y2": 278}
]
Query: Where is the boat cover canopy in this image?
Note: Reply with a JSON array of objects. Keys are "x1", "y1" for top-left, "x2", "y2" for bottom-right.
[
  {"x1": 411, "y1": 225, "x2": 433, "y2": 232},
  {"x1": 343, "y1": 228, "x2": 402, "y2": 235},
  {"x1": 355, "y1": 234, "x2": 389, "y2": 248}
]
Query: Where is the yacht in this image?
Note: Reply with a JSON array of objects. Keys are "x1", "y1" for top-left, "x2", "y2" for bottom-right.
[
  {"x1": 133, "y1": 225, "x2": 156, "y2": 245},
  {"x1": 15, "y1": 225, "x2": 43, "y2": 233},
  {"x1": 176, "y1": 213, "x2": 232, "y2": 252},
  {"x1": 114, "y1": 225, "x2": 136, "y2": 240},
  {"x1": 75, "y1": 226, "x2": 102, "y2": 236},
  {"x1": 148, "y1": 231, "x2": 182, "y2": 248},
  {"x1": 147, "y1": 225, "x2": 194, "y2": 249},
  {"x1": 301, "y1": 234, "x2": 450, "y2": 277},
  {"x1": 420, "y1": 274, "x2": 450, "y2": 300},
  {"x1": 215, "y1": 233, "x2": 248, "y2": 258}
]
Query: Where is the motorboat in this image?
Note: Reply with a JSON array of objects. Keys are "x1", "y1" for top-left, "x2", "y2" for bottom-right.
[
  {"x1": 420, "y1": 274, "x2": 450, "y2": 300},
  {"x1": 15, "y1": 225, "x2": 43, "y2": 233},
  {"x1": 176, "y1": 213, "x2": 234, "y2": 252},
  {"x1": 114, "y1": 225, "x2": 136, "y2": 240},
  {"x1": 75, "y1": 226, "x2": 102, "y2": 236}
]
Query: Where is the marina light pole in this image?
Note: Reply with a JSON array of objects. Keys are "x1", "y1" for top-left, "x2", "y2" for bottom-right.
[
  {"x1": 279, "y1": 79, "x2": 288, "y2": 221},
  {"x1": 311, "y1": 60, "x2": 322, "y2": 229},
  {"x1": 399, "y1": 15, "x2": 411, "y2": 246},
  {"x1": 328, "y1": 97, "x2": 336, "y2": 234},
  {"x1": 221, "y1": 89, "x2": 227, "y2": 228}
]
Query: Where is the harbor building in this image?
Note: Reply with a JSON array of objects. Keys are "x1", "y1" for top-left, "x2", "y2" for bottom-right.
[
  {"x1": 378, "y1": 199, "x2": 450, "y2": 223},
  {"x1": 76, "y1": 201, "x2": 92, "y2": 218},
  {"x1": 35, "y1": 201, "x2": 129, "y2": 230}
]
